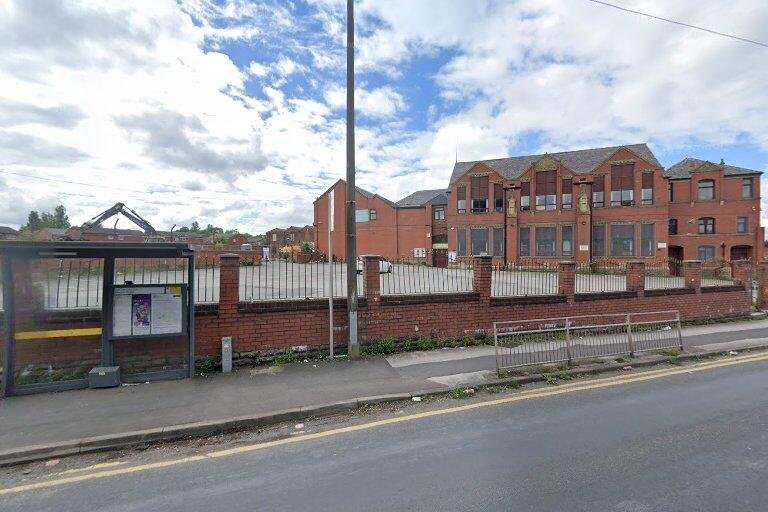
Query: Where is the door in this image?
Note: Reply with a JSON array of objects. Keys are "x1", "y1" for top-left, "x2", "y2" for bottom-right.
[
  {"x1": 432, "y1": 249, "x2": 448, "y2": 268},
  {"x1": 668, "y1": 246, "x2": 683, "y2": 276}
]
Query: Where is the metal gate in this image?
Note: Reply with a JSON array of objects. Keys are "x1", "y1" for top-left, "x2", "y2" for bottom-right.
[{"x1": 493, "y1": 310, "x2": 683, "y2": 373}]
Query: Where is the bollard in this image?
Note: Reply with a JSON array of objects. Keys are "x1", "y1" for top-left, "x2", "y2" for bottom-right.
[{"x1": 221, "y1": 336, "x2": 233, "y2": 373}]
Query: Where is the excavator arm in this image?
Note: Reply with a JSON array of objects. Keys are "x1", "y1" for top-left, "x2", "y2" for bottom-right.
[{"x1": 82, "y1": 203, "x2": 158, "y2": 236}]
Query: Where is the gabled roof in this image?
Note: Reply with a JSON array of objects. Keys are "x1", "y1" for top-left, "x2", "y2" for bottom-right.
[
  {"x1": 0, "y1": 226, "x2": 17, "y2": 235},
  {"x1": 664, "y1": 158, "x2": 762, "y2": 180},
  {"x1": 313, "y1": 179, "x2": 396, "y2": 208},
  {"x1": 449, "y1": 143, "x2": 661, "y2": 185},
  {"x1": 395, "y1": 189, "x2": 448, "y2": 208}
]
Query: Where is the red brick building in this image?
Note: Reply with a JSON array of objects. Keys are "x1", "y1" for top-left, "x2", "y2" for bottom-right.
[
  {"x1": 446, "y1": 143, "x2": 763, "y2": 265},
  {"x1": 313, "y1": 180, "x2": 448, "y2": 264},
  {"x1": 265, "y1": 225, "x2": 315, "y2": 257}
]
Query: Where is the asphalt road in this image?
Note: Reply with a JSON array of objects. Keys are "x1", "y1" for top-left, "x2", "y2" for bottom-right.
[{"x1": 5, "y1": 356, "x2": 768, "y2": 511}]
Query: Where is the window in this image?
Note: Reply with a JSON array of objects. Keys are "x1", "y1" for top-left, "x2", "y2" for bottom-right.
[
  {"x1": 286, "y1": 233, "x2": 294, "y2": 242},
  {"x1": 470, "y1": 228, "x2": 489, "y2": 255},
  {"x1": 471, "y1": 176, "x2": 489, "y2": 213},
  {"x1": 668, "y1": 182, "x2": 675, "y2": 203},
  {"x1": 535, "y1": 171, "x2": 557, "y2": 211},
  {"x1": 535, "y1": 226, "x2": 556, "y2": 257},
  {"x1": 520, "y1": 182, "x2": 531, "y2": 210},
  {"x1": 697, "y1": 180, "x2": 714, "y2": 201},
  {"x1": 272, "y1": 233, "x2": 277, "y2": 241},
  {"x1": 434, "y1": 207, "x2": 445, "y2": 221},
  {"x1": 742, "y1": 177, "x2": 754, "y2": 199},
  {"x1": 610, "y1": 224, "x2": 635, "y2": 257},
  {"x1": 562, "y1": 225, "x2": 573, "y2": 258},
  {"x1": 641, "y1": 172, "x2": 653, "y2": 205},
  {"x1": 610, "y1": 164, "x2": 634, "y2": 206},
  {"x1": 737, "y1": 216, "x2": 748, "y2": 233},
  {"x1": 641, "y1": 223, "x2": 655, "y2": 257},
  {"x1": 493, "y1": 227, "x2": 504, "y2": 256},
  {"x1": 592, "y1": 175, "x2": 604, "y2": 208},
  {"x1": 369, "y1": 209, "x2": 377, "y2": 221},
  {"x1": 698, "y1": 245, "x2": 715, "y2": 261},
  {"x1": 519, "y1": 227, "x2": 531, "y2": 257},
  {"x1": 457, "y1": 229, "x2": 467, "y2": 256},
  {"x1": 562, "y1": 179, "x2": 573, "y2": 209},
  {"x1": 355, "y1": 209, "x2": 371, "y2": 222},
  {"x1": 494, "y1": 183, "x2": 504, "y2": 212},
  {"x1": 457, "y1": 186, "x2": 467, "y2": 213},
  {"x1": 592, "y1": 224, "x2": 605, "y2": 257},
  {"x1": 668, "y1": 218, "x2": 678, "y2": 235},
  {"x1": 698, "y1": 217, "x2": 715, "y2": 234}
]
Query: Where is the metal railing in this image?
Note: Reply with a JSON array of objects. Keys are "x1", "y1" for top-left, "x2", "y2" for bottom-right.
[
  {"x1": 380, "y1": 260, "x2": 473, "y2": 296},
  {"x1": 702, "y1": 261, "x2": 737, "y2": 287},
  {"x1": 645, "y1": 259, "x2": 685, "y2": 290},
  {"x1": 44, "y1": 258, "x2": 104, "y2": 309},
  {"x1": 494, "y1": 310, "x2": 683, "y2": 372},
  {"x1": 576, "y1": 261, "x2": 628, "y2": 293},
  {"x1": 492, "y1": 261, "x2": 559, "y2": 297},
  {"x1": 241, "y1": 260, "x2": 364, "y2": 301}
]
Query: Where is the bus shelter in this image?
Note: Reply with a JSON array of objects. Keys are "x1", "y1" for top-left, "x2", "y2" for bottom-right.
[{"x1": 0, "y1": 241, "x2": 195, "y2": 397}]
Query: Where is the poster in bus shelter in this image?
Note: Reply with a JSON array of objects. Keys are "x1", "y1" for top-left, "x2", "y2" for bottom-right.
[{"x1": 112, "y1": 286, "x2": 183, "y2": 337}]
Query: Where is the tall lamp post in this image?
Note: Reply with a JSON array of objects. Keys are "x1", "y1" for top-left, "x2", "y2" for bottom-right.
[{"x1": 345, "y1": 0, "x2": 360, "y2": 359}]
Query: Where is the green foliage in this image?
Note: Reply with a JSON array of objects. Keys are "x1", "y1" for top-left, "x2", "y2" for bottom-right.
[
  {"x1": 196, "y1": 356, "x2": 220, "y2": 374},
  {"x1": 450, "y1": 387, "x2": 474, "y2": 399},
  {"x1": 21, "y1": 205, "x2": 70, "y2": 232},
  {"x1": 543, "y1": 374, "x2": 559, "y2": 385},
  {"x1": 417, "y1": 337, "x2": 436, "y2": 351},
  {"x1": 300, "y1": 241, "x2": 313, "y2": 254},
  {"x1": 272, "y1": 349, "x2": 298, "y2": 366}
]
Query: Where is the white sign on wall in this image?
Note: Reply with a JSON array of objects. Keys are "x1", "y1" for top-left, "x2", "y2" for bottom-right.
[
  {"x1": 579, "y1": 244, "x2": 590, "y2": 251},
  {"x1": 657, "y1": 242, "x2": 667, "y2": 249},
  {"x1": 413, "y1": 247, "x2": 426, "y2": 258}
]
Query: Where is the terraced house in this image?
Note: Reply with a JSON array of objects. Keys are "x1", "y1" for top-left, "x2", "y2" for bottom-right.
[{"x1": 446, "y1": 143, "x2": 763, "y2": 265}]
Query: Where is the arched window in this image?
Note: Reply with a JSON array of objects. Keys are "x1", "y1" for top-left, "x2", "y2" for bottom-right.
[
  {"x1": 698, "y1": 217, "x2": 715, "y2": 234},
  {"x1": 697, "y1": 180, "x2": 715, "y2": 201}
]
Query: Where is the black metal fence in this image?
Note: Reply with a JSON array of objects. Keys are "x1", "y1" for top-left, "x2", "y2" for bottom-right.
[
  {"x1": 240, "y1": 260, "x2": 364, "y2": 301},
  {"x1": 380, "y1": 260, "x2": 473, "y2": 296},
  {"x1": 575, "y1": 261, "x2": 628, "y2": 293},
  {"x1": 492, "y1": 261, "x2": 559, "y2": 297}
]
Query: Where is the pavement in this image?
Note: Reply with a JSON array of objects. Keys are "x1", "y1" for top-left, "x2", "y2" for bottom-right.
[
  {"x1": 4, "y1": 350, "x2": 768, "y2": 511},
  {"x1": 2, "y1": 317, "x2": 768, "y2": 466}
]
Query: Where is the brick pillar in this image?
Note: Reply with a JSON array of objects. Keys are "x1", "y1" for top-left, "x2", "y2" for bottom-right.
[
  {"x1": 683, "y1": 260, "x2": 702, "y2": 292},
  {"x1": 363, "y1": 255, "x2": 381, "y2": 306},
  {"x1": 473, "y1": 255, "x2": 493, "y2": 303},
  {"x1": 218, "y1": 254, "x2": 240, "y2": 347},
  {"x1": 626, "y1": 260, "x2": 646, "y2": 296},
  {"x1": 731, "y1": 260, "x2": 752, "y2": 289},
  {"x1": 558, "y1": 261, "x2": 576, "y2": 301},
  {"x1": 759, "y1": 262, "x2": 768, "y2": 310}
]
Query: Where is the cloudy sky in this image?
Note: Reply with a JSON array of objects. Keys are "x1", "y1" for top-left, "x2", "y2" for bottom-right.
[{"x1": 1, "y1": 0, "x2": 767, "y2": 233}]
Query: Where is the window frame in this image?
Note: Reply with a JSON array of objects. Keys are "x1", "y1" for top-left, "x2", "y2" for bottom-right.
[
  {"x1": 369, "y1": 209, "x2": 377, "y2": 221},
  {"x1": 610, "y1": 223, "x2": 635, "y2": 257},
  {"x1": 736, "y1": 216, "x2": 748, "y2": 234},
  {"x1": 592, "y1": 175, "x2": 605, "y2": 208},
  {"x1": 520, "y1": 182, "x2": 531, "y2": 211},
  {"x1": 561, "y1": 178, "x2": 573, "y2": 209},
  {"x1": 697, "y1": 180, "x2": 715, "y2": 201},
  {"x1": 640, "y1": 223, "x2": 655, "y2": 257},
  {"x1": 592, "y1": 224, "x2": 605, "y2": 257},
  {"x1": 493, "y1": 227, "x2": 504, "y2": 257},
  {"x1": 519, "y1": 226, "x2": 531, "y2": 257},
  {"x1": 457, "y1": 185, "x2": 467, "y2": 214},
  {"x1": 355, "y1": 209, "x2": 371, "y2": 223},
  {"x1": 534, "y1": 225, "x2": 557, "y2": 257},
  {"x1": 535, "y1": 170, "x2": 557, "y2": 211},
  {"x1": 434, "y1": 207, "x2": 445, "y2": 221},
  {"x1": 698, "y1": 245, "x2": 715, "y2": 262},
  {"x1": 610, "y1": 164, "x2": 635, "y2": 207},
  {"x1": 742, "y1": 177, "x2": 754, "y2": 199},
  {"x1": 668, "y1": 218, "x2": 678, "y2": 235},
  {"x1": 561, "y1": 225, "x2": 573, "y2": 258},
  {"x1": 494, "y1": 183, "x2": 504, "y2": 213},
  {"x1": 698, "y1": 217, "x2": 715, "y2": 235},
  {"x1": 470, "y1": 227, "x2": 489, "y2": 256},
  {"x1": 457, "y1": 229, "x2": 467, "y2": 256}
]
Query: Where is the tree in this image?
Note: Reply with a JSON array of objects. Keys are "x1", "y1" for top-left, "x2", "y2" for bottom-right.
[
  {"x1": 190, "y1": 221, "x2": 201, "y2": 232},
  {"x1": 21, "y1": 205, "x2": 71, "y2": 232},
  {"x1": 24, "y1": 211, "x2": 43, "y2": 231},
  {"x1": 53, "y1": 205, "x2": 70, "y2": 228}
]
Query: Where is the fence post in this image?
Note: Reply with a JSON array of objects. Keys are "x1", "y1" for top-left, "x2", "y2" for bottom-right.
[
  {"x1": 760, "y1": 262, "x2": 768, "y2": 311},
  {"x1": 493, "y1": 323, "x2": 501, "y2": 376},
  {"x1": 363, "y1": 255, "x2": 382, "y2": 306},
  {"x1": 683, "y1": 260, "x2": 702, "y2": 293},
  {"x1": 626, "y1": 313, "x2": 635, "y2": 357},
  {"x1": 558, "y1": 261, "x2": 576, "y2": 302},
  {"x1": 676, "y1": 311, "x2": 684, "y2": 352},
  {"x1": 626, "y1": 260, "x2": 645, "y2": 297},
  {"x1": 218, "y1": 253, "x2": 241, "y2": 353},
  {"x1": 564, "y1": 317, "x2": 573, "y2": 364},
  {"x1": 473, "y1": 255, "x2": 493, "y2": 303}
]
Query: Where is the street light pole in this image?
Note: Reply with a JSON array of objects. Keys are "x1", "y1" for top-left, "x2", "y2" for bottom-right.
[{"x1": 345, "y1": 0, "x2": 360, "y2": 359}]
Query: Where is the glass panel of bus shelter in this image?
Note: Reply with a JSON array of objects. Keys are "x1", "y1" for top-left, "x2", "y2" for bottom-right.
[
  {"x1": 112, "y1": 258, "x2": 190, "y2": 377},
  {"x1": 11, "y1": 256, "x2": 104, "y2": 387}
]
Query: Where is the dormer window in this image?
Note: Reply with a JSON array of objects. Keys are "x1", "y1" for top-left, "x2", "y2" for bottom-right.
[{"x1": 561, "y1": 179, "x2": 573, "y2": 209}]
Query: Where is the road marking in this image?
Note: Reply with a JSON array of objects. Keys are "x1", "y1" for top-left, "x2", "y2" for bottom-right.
[{"x1": 3, "y1": 351, "x2": 768, "y2": 496}]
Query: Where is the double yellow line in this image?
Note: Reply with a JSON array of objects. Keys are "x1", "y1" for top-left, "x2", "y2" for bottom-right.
[{"x1": 3, "y1": 350, "x2": 768, "y2": 496}]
